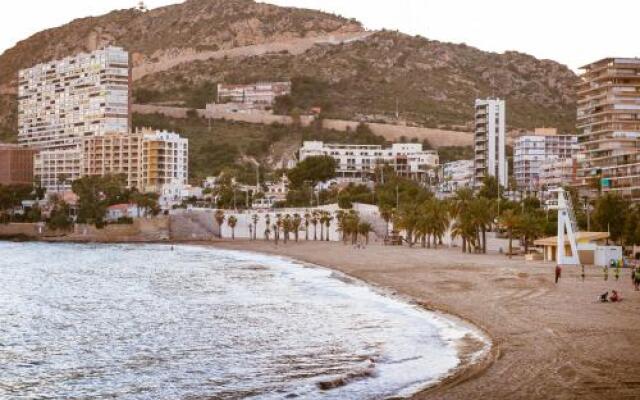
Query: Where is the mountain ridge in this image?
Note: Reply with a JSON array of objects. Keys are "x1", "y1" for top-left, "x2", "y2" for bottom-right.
[{"x1": 0, "y1": 0, "x2": 576, "y2": 139}]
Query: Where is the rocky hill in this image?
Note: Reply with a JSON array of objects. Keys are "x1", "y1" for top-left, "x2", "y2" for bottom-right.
[
  {"x1": 0, "y1": 0, "x2": 577, "y2": 139},
  {"x1": 0, "y1": 0, "x2": 361, "y2": 134}
]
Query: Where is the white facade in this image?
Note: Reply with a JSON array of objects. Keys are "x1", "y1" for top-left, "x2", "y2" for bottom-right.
[
  {"x1": 141, "y1": 130, "x2": 189, "y2": 202},
  {"x1": 34, "y1": 149, "x2": 82, "y2": 191},
  {"x1": 474, "y1": 99, "x2": 507, "y2": 187},
  {"x1": 18, "y1": 46, "x2": 130, "y2": 191},
  {"x1": 217, "y1": 81, "x2": 291, "y2": 107},
  {"x1": 440, "y1": 159, "x2": 474, "y2": 193},
  {"x1": 514, "y1": 134, "x2": 578, "y2": 192},
  {"x1": 299, "y1": 141, "x2": 439, "y2": 183}
]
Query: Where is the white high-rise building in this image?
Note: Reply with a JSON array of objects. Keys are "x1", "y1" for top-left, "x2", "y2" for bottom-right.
[
  {"x1": 474, "y1": 98, "x2": 507, "y2": 188},
  {"x1": 513, "y1": 131, "x2": 578, "y2": 192},
  {"x1": 17, "y1": 46, "x2": 130, "y2": 191}
]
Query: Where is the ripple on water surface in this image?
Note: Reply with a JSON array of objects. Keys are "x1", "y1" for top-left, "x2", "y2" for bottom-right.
[{"x1": 0, "y1": 242, "x2": 489, "y2": 399}]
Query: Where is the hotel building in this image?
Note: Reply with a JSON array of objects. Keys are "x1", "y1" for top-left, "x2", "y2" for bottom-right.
[
  {"x1": 17, "y1": 46, "x2": 130, "y2": 191},
  {"x1": 474, "y1": 98, "x2": 507, "y2": 188},
  {"x1": 299, "y1": 141, "x2": 439, "y2": 183},
  {"x1": 82, "y1": 129, "x2": 188, "y2": 196},
  {"x1": 0, "y1": 144, "x2": 38, "y2": 186},
  {"x1": 576, "y1": 58, "x2": 640, "y2": 200},
  {"x1": 513, "y1": 130, "x2": 578, "y2": 192}
]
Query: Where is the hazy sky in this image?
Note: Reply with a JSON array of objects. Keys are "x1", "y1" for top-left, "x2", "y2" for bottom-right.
[{"x1": 2, "y1": 0, "x2": 638, "y2": 71}]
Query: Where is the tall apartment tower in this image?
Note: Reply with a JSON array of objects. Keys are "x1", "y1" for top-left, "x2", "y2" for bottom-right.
[
  {"x1": 474, "y1": 98, "x2": 507, "y2": 187},
  {"x1": 576, "y1": 58, "x2": 640, "y2": 200},
  {"x1": 17, "y1": 46, "x2": 130, "y2": 191}
]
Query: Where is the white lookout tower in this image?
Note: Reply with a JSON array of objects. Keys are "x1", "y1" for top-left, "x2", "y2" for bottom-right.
[{"x1": 549, "y1": 188, "x2": 580, "y2": 266}]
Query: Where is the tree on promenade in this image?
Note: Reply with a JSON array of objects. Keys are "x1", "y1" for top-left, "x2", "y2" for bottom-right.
[
  {"x1": 214, "y1": 210, "x2": 225, "y2": 238},
  {"x1": 227, "y1": 215, "x2": 237, "y2": 240}
]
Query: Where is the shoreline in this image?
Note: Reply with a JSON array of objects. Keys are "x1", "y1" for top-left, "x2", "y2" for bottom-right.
[{"x1": 5, "y1": 238, "x2": 640, "y2": 399}]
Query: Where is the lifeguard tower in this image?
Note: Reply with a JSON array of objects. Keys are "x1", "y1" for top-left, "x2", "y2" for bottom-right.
[{"x1": 548, "y1": 188, "x2": 580, "y2": 266}]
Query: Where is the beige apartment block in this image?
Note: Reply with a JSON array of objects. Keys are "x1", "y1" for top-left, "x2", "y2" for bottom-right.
[
  {"x1": 576, "y1": 58, "x2": 640, "y2": 200},
  {"x1": 82, "y1": 129, "x2": 188, "y2": 195},
  {"x1": 82, "y1": 133, "x2": 144, "y2": 190}
]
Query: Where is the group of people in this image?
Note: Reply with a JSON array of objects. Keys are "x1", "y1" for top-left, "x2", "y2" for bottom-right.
[{"x1": 555, "y1": 259, "x2": 640, "y2": 303}]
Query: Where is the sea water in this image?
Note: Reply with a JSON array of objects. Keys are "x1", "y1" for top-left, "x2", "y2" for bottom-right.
[{"x1": 0, "y1": 242, "x2": 488, "y2": 399}]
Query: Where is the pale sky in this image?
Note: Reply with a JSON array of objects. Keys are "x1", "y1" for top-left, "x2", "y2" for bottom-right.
[{"x1": 1, "y1": 0, "x2": 639, "y2": 71}]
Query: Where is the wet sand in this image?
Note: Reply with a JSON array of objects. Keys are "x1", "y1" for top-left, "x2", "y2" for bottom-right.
[{"x1": 210, "y1": 240, "x2": 640, "y2": 400}]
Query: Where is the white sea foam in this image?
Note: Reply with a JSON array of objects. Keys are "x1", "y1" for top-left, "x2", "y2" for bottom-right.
[{"x1": 0, "y1": 242, "x2": 489, "y2": 399}]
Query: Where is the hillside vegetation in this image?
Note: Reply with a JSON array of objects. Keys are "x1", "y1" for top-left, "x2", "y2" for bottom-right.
[{"x1": 0, "y1": 0, "x2": 577, "y2": 147}]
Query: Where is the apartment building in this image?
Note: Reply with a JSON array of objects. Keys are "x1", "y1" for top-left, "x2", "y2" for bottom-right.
[
  {"x1": 82, "y1": 133, "x2": 143, "y2": 190},
  {"x1": 474, "y1": 98, "x2": 507, "y2": 187},
  {"x1": 140, "y1": 130, "x2": 189, "y2": 200},
  {"x1": 576, "y1": 58, "x2": 640, "y2": 200},
  {"x1": 82, "y1": 129, "x2": 188, "y2": 197},
  {"x1": 299, "y1": 141, "x2": 439, "y2": 183},
  {"x1": 17, "y1": 46, "x2": 130, "y2": 191},
  {"x1": 440, "y1": 159, "x2": 474, "y2": 194},
  {"x1": 217, "y1": 81, "x2": 291, "y2": 107},
  {"x1": 513, "y1": 131, "x2": 578, "y2": 192},
  {"x1": 0, "y1": 144, "x2": 38, "y2": 185},
  {"x1": 540, "y1": 158, "x2": 578, "y2": 192}
]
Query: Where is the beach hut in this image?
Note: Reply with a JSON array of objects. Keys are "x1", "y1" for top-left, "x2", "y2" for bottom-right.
[{"x1": 534, "y1": 232, "x2": 610, "y2": 265}]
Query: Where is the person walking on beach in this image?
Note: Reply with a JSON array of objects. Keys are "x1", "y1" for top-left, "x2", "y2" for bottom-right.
[
  {"x1": 555, "y1": 265, "x2": 562, "y2": 284},
  {"x1": 603, "y1": 265, "x2": 609, "y2": 281},
  {"x1": 581, "y1": 264, "x2": 585, "y2": 282},
  {"x1": 635, "y1": 267, "x2": 640, "y2": 291},
  {"x1": 614, "y1": 262, "x2": 620, "y2": 281}
]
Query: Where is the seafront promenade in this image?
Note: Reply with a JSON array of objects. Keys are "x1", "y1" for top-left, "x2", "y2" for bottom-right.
[{"x1": 212, "y1": 240, "x2": 640, "y2": 400}]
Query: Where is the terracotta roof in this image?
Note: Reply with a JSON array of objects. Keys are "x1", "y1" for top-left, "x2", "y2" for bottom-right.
[{"x1": 534, "y1": 232, "x2": 610, "y2": 246}]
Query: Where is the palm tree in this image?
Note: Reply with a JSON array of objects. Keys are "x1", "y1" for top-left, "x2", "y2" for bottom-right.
[
  {"x1": 292, "y1": 213, "x2": 302, "y2": 242},
  {"x1": 379, "y1": 205, "x2": 393, "y2": 238},
  {"x1": 499, "y1": 209, "x2": 521, "y2": 258},
  {"x1": 283, "y1": 214, "x2": 292, "y2": 243},
  {"x1": 358, "y1": 221, "x2": 373, "y2": 245},
  {"x1": 324, "y1": 213, "x2": 333, "y2": 241},
  {"x1": 304, "y1": 212, "x2": 311, "y2": 241},
  {"x1": 227, "y1": 215, "x2": 238, "y2": 240},
  {"x1": 214, "y1": 210, "x2": 225, "y2": 238},
  {"x1": 319, "y1": 211, "x2": 326, "y2": 241},
  {"x1": 311, "y1": 211, "x2": 319, "y2": 241},
  {"x1": 275, "y1": 214, "x2": 283, "y2": 245},
  {"x1": 264, "y1": 214, "x2": 271, "y2": 241},
  {"x1": 470, "y1": 197, "x2": 495, "y2": 254},
  {"x1": 252, "y1": 214, "x2": 259, "y2": 240},
  {"x1": 519, "y1": 211, "x2": 544, "y2": 254},
  {"x1": 394, "y1": 205, "x2": 419, "y2": 247}
]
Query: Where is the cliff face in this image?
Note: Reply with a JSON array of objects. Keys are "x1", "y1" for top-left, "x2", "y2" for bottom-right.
[{"x1": 0, "y1": 0, "x2": 576, "y2": 139}]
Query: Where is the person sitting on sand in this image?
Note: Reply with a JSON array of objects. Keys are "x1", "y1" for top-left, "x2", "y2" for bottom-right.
[
  {"x1": 610, "y1": 290, "x2": 621, "y2": 303},
  {"x1": 599, "y1": 291, "x2": 609, "y2": 302}
]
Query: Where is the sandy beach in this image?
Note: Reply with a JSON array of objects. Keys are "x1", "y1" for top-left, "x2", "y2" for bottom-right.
[{"x1": 209, "y1": 239, "x2": 640, "y2": 400}]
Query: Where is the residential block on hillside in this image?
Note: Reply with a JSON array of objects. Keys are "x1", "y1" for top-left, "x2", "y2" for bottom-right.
[{"x1": 216, "y1": 81, "x2": 291, "y2": 108}]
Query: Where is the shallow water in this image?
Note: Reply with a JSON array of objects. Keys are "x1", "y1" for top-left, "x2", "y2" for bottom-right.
[{"x1": 0, "y1": 242, "x2": 487, "y2": 399}]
